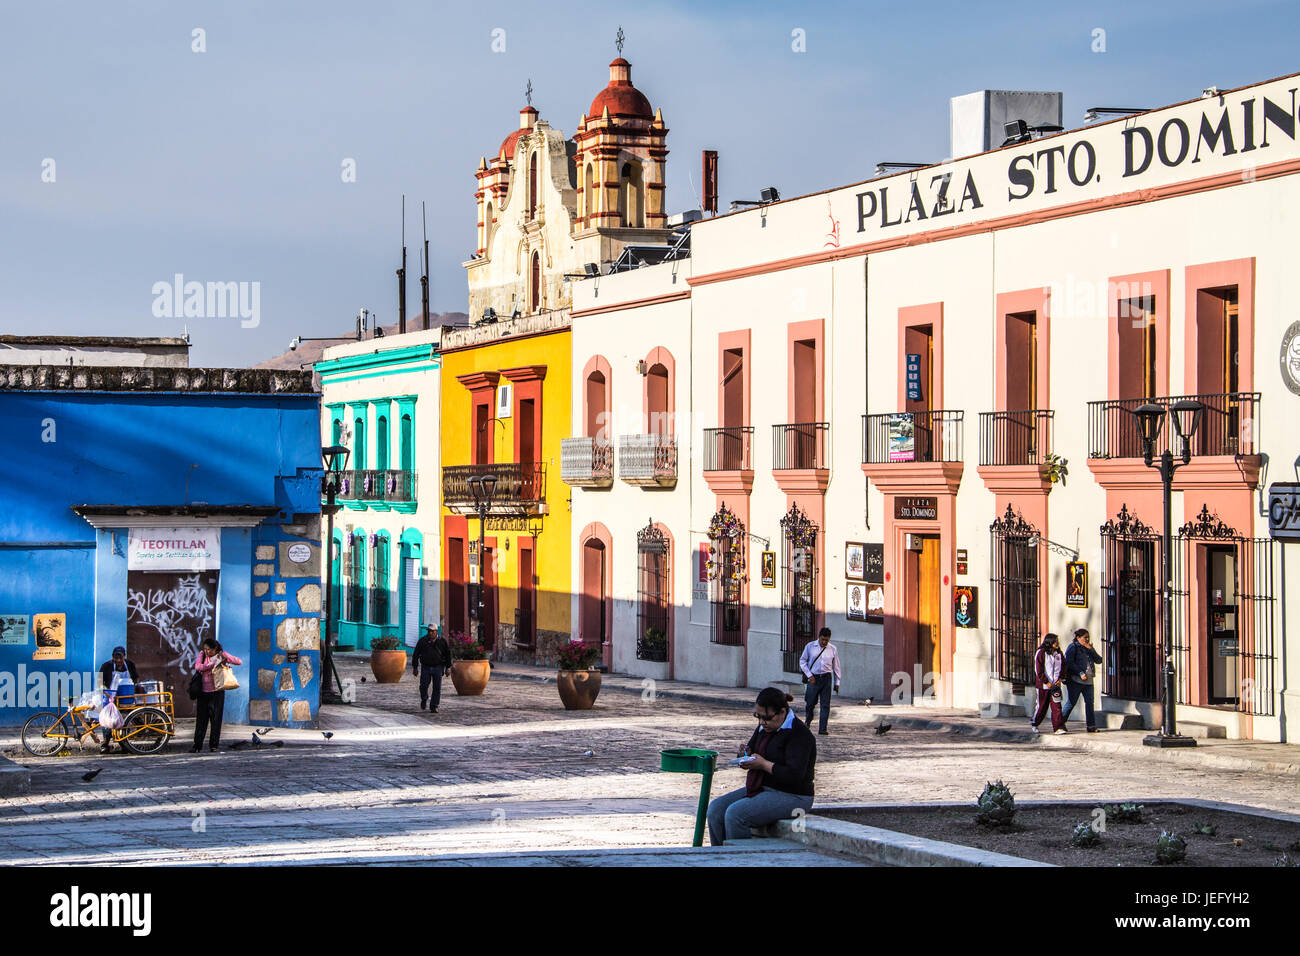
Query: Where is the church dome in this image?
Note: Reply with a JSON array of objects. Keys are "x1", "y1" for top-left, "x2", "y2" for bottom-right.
[
  {"x1": 499, "y1": 106, "x2": 539, "y2": 161},
  {"x1": 588, "y1": 58, "x2": 653, "y2": 120}
]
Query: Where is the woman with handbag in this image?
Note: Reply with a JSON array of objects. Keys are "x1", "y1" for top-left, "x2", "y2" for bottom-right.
[{"x1": 192, "y1": 639, "x2": 242, "y2": 753}]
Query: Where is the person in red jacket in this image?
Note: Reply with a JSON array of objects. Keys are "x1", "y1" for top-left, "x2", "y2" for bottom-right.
[
  {"x1": 192, "y1": 639, "x2": 243, "y2": 753},
  {"x1": 1030, "y1": 633, "x2": 1067, "y2": 735}
]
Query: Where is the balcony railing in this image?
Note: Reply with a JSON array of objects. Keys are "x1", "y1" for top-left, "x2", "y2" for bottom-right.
[
  {"x1": 773, "y1": 422, "x2": 829, "y2": 470},
  {"x1": 979, "y1": 410, "x2": 1054, "y2": 466},
  {"x1": 1087, "y1": 392, "x2": 1260, "y2": 460},
  {"x1": 442, "y1": 462, "x2": 546, "y2": 512},
  {"x1": 862, "y1": 410, "x2": 964, "y2": 464},
  {"x1": 560, "y1": 437, "x2": 613, "y2": 488},
  {"x1": 703, "y1": 426, "x2": 753, "y2": 472},
  {"x1": 339, "y1": 469, "x2": 417, "y2": 504},
  {"x1": 619, "y1": 434, "x2": 678, "y2": 486}
]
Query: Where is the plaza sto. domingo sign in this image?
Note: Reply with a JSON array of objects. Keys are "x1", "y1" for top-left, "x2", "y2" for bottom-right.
[{"x1": 128, "y1": 528, "x2": 221, "y2": 570}]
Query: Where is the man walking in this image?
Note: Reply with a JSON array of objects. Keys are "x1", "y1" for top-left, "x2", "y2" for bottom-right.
[
  {"x1": 1061, "y1": 628, "x2": 1103, "y2": 733},
  {"x1": 412, "y1": 626, "x2": 452, "y2": 713},
  {"x1": 799, "y1": 627, "x2": 841, "y2": 736}
]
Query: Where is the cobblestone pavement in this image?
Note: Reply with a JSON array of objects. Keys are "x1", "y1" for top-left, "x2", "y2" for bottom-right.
[{"x1": 0, "y1": 657, "x2": 1295, "y2": 865}]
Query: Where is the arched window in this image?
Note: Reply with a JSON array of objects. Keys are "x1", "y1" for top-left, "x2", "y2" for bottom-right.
[
  {"x1": 371, "y1": 532, "x2": 391, "y2": 625},
  {"x1": 528, "y1": 153, "x2": 538, "y2": 220},
  {"x1": 484, "y1": 200, "x2": 494, "y2": 250},
  {"x1": 353, "y1": 417, "x2": 366, "y2": 470},
  {"x1": 621, "y1": 161, "x2": 643, "y2": 228},
  {"x1": 400, "y1": 414, "x2": 413, "y2": 472},
  {"x1": 585, "y1": 370, "x2": 607, "y2": 440},
  {"x1": 583, "y1": 162, "x2": 595, "y2": 225},
  {"x1": 530, "y1": 251, "x2": 541, "y2": 312},
  {"x1": 646, "y1": 363, "x2": 669, "y2": 435},
  {"x1": 376, "y1": 415, "x2": 389, "y2": 471},
  {"x1": 347, "y1": 531, "x2": 366, "y2": 622}
]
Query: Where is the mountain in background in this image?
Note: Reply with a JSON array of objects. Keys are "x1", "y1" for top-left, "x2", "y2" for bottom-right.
[{"x1": 252, "y1": 311, "x2": 469, "y2": 370}]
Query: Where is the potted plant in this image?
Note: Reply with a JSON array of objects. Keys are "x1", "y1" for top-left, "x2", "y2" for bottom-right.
[
  {"x1": 369, "y1": 634, "x2": 407, "y2": 684},
  {"x1": 449, "y1": 632, "x2": 491, "y2": 696},
  {"x1": 637, "y1": 626, "x2": 668, "y2": 663},
  {"x1": 555, "y1": 638, "x2": 602, "y2": 710}
]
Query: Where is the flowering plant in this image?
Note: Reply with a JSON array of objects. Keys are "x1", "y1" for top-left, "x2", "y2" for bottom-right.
[
  {"x1": 448, "y1": 632, "x2": 489, "y2": 661},
  {"x1": 556, "y1": 638, "x2": 600, "y2": 670}
]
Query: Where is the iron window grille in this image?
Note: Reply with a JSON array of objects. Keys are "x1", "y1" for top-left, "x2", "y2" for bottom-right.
[
  {"x1": 636, "y1": 522, "x2": 670, "y2": 662},
  {"x1": 779, "y1": 503, "x2": 819, "y2": 674},
  {"x1": 708, "y1": 503, "x2": 746, "y2": 646},
  {"x1": 370, "y1": 536, "x2": 389, "y2": 625},
  {"x1": 1100, "y1": 505, "x2": 1161, "y2": 702},
  {"x1": 989, "y1": 504, "x2": 1039, "y2": 685}
]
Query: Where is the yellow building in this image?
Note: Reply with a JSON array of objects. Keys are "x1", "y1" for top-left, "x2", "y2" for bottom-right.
[{"x1": 438, "y1": 313, "x2": 572, "y2": 663}]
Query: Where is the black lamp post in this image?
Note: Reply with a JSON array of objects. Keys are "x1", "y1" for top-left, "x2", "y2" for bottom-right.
[
  {"x1": 1134, "y1": 399, "x2": 1204, "y2": 748},
  {"x1": 320, "y1": 444, "x2": 350, "y2": 705},
  {"x1": 468, "y1": 473, "x2": 498, "y2": 655}
]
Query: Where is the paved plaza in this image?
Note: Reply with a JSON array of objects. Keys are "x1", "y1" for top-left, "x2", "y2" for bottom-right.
[{"x1": 1, "y1": 656, "x2": 1296, "y2": 865}]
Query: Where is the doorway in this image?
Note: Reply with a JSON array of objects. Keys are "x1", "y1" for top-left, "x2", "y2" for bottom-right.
[
  {"x1": 1204, "y1": 544, "x2": 1239, "y2": 706},
  {"x1": 126, "y1": 570, "x2": 219, "y2": 719},
  {"x1": 581, "y1": 539, "x2": 607, "y2": 648},
  {"x1": 903, "y1": 534, "x2": 942, "y2": 685}
]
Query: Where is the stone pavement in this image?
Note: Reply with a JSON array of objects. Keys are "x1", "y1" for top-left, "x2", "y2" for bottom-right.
[{"x1": 0, "y1": 654, "x2": 1295, "y2": 865}]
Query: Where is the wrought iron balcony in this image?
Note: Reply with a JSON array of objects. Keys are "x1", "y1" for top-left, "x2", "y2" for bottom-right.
[
  {"x1": 618, "y1": 434, "x2": 678, "y2": 486},
  {"x1": 862, "y1": 410, "x2": 964, "y2": 464},
  {"x1": 703, "y1": 426, "x2": 753, "y2": 472},
  {"x1": 338, "y1": 469, "x2": 417, "y2": 505},
  {"x1": 773, "y1": 422, "x2": 829, "y2": 470},
  {"x1": 1087, "y1": 392, "x2": 1260, "y2": 460},
  {"x1": 978, "y1": 410, "x2": 1054, "y2": 466},
  {"x1": 560, "y1": 437, "x2": 613, "y2": 488},
  {"x1": 442, "y1": 462, "x2": 546, "y2": 514}
]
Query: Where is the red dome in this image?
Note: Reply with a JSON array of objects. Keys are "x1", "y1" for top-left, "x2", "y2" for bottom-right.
[
  {"x1": 499, "y1": 127, "x2": 525, "y2": 160},
  {"x1": 588, "y1": 58, "x2": 653, "y2": 119}
]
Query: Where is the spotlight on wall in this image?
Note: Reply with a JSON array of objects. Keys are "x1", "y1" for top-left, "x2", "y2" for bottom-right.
[{"x1": 759, "y1": 186, "x2": 781, "y2": 203}]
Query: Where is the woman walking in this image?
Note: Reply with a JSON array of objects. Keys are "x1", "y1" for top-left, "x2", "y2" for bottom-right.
[
  {"x1": 1030, "y1": 632, "x2": 1067, "y2": 735},
  {"x1": 706, "y1": 687, "x2": 816, "y2": 846},
  {"x1": 192, "y1": 639, "x2": 242, "y2": 753}
]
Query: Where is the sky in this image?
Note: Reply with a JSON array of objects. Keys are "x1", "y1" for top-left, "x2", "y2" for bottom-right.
[{"x1": 3, "y1": 0, "x2": 1299, "y2": 367}]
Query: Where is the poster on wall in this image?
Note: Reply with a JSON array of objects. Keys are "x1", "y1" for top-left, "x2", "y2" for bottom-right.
[
  {"x1": 864, "y1": 544, "x2": 884, "y2": 584},
  {"x1": 32, "y1": 613, "x2": 66, "y2": 660},
  {"x1": 865, "y1": 583, "x2": 885, "y2": 621},
  {"x1": 847, "y1": 582, "x2": 867, "y2": 621},
  {"x1": 0, "y1": 614, "x2": 28, "y2": 645},
  {"x1": 954, "y1": 586, "x2": 978, "y2": 629},
  {"x1": 887, "y1": 413, "x2": 915, "y2": 462},
  {"x1": 844, "y1": 542, "x2": 866, "y2": 581},
  {"x1": 128, "y1": 528, "x2": 221, "y2": 571},
  {"x1": 1065, "y1": 561, "x2": 1088, "y2": 609},
  {"x1": 760, "y1": 551, "x2": 776, "y2": 588}
]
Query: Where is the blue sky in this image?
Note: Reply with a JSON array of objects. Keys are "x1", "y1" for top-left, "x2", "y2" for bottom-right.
[{"x1": 2, "y1": 0, "x2": 1298, "y2": 367}]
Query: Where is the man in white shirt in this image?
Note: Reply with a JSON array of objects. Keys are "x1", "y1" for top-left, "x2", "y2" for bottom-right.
[{"x1": 799, "y1": 627, "x2": 841, "y2": 736}]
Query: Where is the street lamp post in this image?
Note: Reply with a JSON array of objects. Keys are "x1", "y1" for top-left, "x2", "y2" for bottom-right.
[
  {"x1": 467, "y1": 473, "x2": 498, "y2": 656},
  {"x1": 320, "y1": 444, "x2": 350, "y2": 705},
  {"x1": 1134, "y1": 399, "x2": 1204, "y2": 748}
]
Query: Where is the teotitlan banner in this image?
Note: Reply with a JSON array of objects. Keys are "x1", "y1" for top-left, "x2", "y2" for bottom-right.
[{"x1": 128, "y1": 528, "x2": 221, "y2": 571}]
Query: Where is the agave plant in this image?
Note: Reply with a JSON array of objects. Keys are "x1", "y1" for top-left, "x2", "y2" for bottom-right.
[
  {"x1": 1192, "y1": 822, "x2": 1217, "y2": 836},
  {"x1": 1155, "y1": 830, "x2": 1187, "y2": 865},
  {"x1": 1070, "y1": 822, "x2": 1102, "y2": 848},
  {"x1": 1105, "y1": 802, "x2": 1145, "y2": 824},
  {"x1": 1274, "y1": 854, "x2": 1299, "y2": 868},
  {"x1": 975, "y1": 780, "x2": 1016, "y2": 828}
]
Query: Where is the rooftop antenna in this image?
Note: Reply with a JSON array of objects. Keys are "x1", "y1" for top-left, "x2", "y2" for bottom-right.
[
  {"x1": 397, "y1": 195, "x2": 408, "y2": 335},
  {"x1": 615, "y1": 25, "x2": 625, "y2": 56},
  {"x1": 420, "y1": 201, "x2": 430, "y2": 331}
]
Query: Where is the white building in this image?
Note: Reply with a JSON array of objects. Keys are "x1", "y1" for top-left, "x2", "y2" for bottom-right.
[{"x1": 569, "y1": 71, "x2": 1300, "y2": 741}]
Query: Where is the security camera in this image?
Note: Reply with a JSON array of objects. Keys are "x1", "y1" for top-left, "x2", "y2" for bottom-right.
[{"x1": 289, "y1": 336, "x2": 301, "y2": 351}]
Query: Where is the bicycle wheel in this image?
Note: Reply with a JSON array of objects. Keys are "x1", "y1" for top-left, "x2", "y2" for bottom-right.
[
  {"x1": 21, "y1": 711, "x2": 72, "y2": 757},
  {"x1": 119, "y1": 707, "x2": 171, "y2": 755}
]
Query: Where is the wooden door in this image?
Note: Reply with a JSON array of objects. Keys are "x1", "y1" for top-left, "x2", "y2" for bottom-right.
[
  {"x1": 447, "y1": 537, "x2": 465, "y2": 637},
  {"x1": 126, "y1": 571, "x2": 219, "y2": 718},
  {"x1": 581, "y1": 540, "x2": 606, "y2": 646},
  {"x1": 518, "y1": 541, "x2": 535, "y2": 647},
  {"x1": 917, "y1": 536, "x2": 942, "y2": 678},
  {"x1": 481, "y1": 546, "x2": 497, "y2": 651}
]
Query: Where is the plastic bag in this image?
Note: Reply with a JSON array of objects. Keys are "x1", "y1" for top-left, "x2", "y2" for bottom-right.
[
  {"x1": 77, "y1": 690, "x2": 104, "y2": 710},
  {"x1": 99, "y1": 700, "x2": 124, "y2": 730}
]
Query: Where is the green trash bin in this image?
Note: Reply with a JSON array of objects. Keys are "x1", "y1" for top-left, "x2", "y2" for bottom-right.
[{"x1": 659, "y1": 748, "x2": 718, "y2": 847}]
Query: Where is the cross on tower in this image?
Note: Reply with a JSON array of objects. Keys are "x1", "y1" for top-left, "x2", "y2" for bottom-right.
[
  {"x1": 615, "y1": 26, "x2": 625, "y2": 56},
  {"x1": 525, "y1": 79, "x2": 533, "y2": 108}
]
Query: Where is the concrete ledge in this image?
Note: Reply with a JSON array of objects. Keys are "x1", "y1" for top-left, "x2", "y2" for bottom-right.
[
  {"x1": 0, "y1": 755, "x2": 32, "y2": 796},
  {"x1": 770, "y1": 812, "x2": 1051, "y2": 867}
]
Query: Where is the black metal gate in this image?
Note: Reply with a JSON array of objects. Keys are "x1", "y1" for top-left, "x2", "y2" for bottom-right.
[
  {"x1": 636, "y1": 522, "x2": 670, "y2": 662},
  {"x1": 989, "y1": 505, "x2": 1038, "y2": 685},
  {"x1": 1237, "y1": 536, "x2": 1279, "y2": 718},
  {"x1": 1101, "y1": 505, "x2": 1160, "y2": 702},
  {"x1": 779, "y1": 504, "x2": 819, "y2": 674}
]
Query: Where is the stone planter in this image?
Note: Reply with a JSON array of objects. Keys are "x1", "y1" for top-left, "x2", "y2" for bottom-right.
[
  {"x1": 556, "y1": 669, "x2": 602, "y2": 710},
  {"x1": 369, "y1": 649, "x2": 408, "y2": 684},
  {"x1": 451, "y1": 659, "x2": 491, "y2": 696}
]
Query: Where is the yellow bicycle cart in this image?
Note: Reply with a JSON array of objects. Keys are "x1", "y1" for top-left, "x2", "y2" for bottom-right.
[{"x1": 21, "y1": 685, "x2": 176, "y2": 757}]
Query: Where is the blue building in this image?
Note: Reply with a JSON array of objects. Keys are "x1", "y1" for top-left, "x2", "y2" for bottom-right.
[{"x1": 0, "y1": 363, "x2": 324, "y2": 729}]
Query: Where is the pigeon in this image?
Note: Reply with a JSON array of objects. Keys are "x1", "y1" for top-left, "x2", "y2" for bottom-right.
[
  {"x1": 81, "y1": 768, "x2": 102, "y2": 782},
  {"x1": 863, "y1": 697, "x2": 874, "y2": 707},
  {"x1": 360, "y1": 676, "x2": 367, "y2": 683},
  {"x1": 874, "y1": 723, "x2": 892, "y2": 736},
  {"x1": 582, "y1": 749, "x2": 595, "y2": 757},
  {"x1": 255, "y1": 727, "x2": 273, "y2": 736},
  {"x1": 229, "y1": 740, "x2": 247, "y2": 750},
  {"x1": 322, "y1": 731, "x2": 334, "y2": 740}
]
